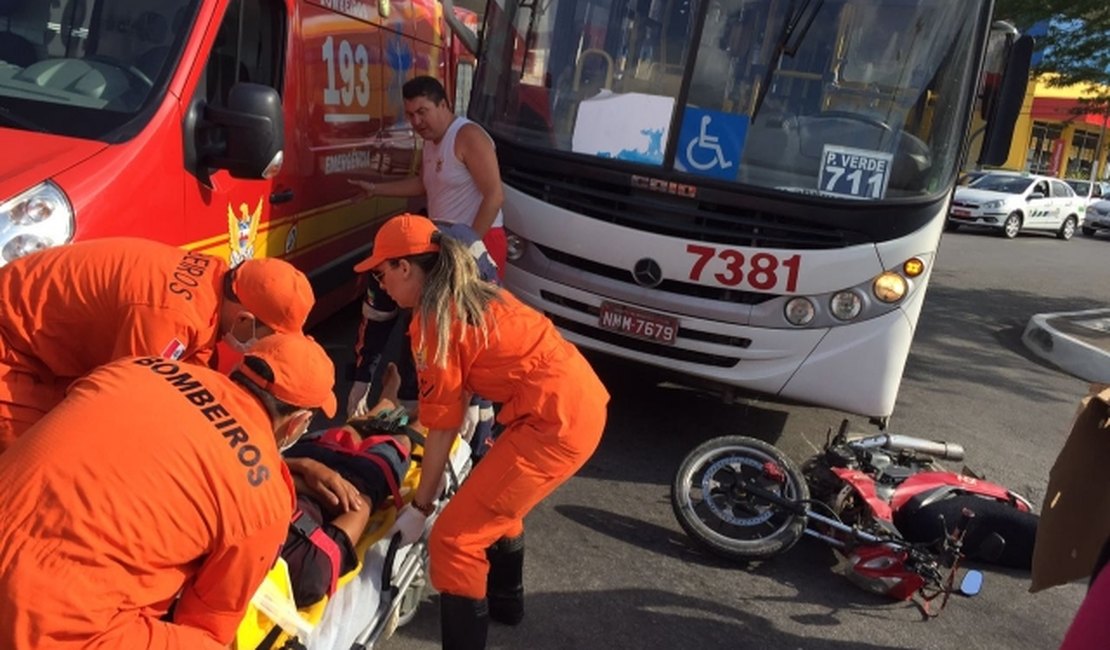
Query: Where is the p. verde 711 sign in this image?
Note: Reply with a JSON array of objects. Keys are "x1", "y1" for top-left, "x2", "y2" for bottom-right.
[{"x1": 819, "y1": 145, "x2": 893, "y2": 200}]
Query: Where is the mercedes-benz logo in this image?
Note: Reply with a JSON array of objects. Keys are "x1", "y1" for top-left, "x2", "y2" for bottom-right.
[{"x1": 632, "y1": 258, "x2": 664, "y2": 288}]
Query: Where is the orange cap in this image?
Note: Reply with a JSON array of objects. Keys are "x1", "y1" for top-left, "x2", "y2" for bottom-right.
[
  {"x1": 233, "y1": 258, "x2": 315, "y2": 333},
  {"x1": 353, "y1": 214, "x2": 439, "y2": 273},
  {"x1": 238, "y1": 333, "x2": 338, "y2": 417}
]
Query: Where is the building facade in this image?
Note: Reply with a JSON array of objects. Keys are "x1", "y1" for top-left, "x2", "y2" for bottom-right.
[{"x1": 992, "y1": 77, "x2": 1110, "y2": 180}]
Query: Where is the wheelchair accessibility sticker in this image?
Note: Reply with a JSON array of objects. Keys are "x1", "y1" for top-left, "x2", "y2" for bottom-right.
[
  {"x1": 819, "y1": 145, "x2": 893, "y2": 199},
  {"x1": 676, "y1": 109, "x2": 747, "y2": 181}
]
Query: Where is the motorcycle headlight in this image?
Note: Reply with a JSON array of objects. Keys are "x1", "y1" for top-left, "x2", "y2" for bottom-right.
[{"x1": 0, "y1": 181, "x2": 74, "y2": 266}]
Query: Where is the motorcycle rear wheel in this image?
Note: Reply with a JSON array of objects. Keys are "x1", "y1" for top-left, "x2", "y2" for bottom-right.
[{"x1": 671, "y1": 436, "x2": 809, "y2": 561}]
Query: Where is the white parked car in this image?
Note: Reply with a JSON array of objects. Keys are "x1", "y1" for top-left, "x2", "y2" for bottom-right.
[
  {"x1": 1084, "y1": 199, "x2": 1110, "y2": 237},
  {"x1": 948, "y1": 173, "x2": 1083, "y2": 240},
  {"x1": 1064, "y1": 179, "x2": 1109, "y2": 225},
  {"x1": 1064, "y1": 179, "x2": 1109, "y2": 204}
]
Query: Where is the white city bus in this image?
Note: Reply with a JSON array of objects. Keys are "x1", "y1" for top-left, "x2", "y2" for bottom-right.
[{"x1": 447, "y1": 0, "x2": 1030, "y2": 422}]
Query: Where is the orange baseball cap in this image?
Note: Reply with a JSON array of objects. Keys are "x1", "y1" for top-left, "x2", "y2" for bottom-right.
[
  {"x1": 233, "y1": 257, "x2": 315, "y2": 333},
  {"x1": 353, "y1": 214, "x2": 439, "y2": 273},
  {"x1": 238, "y1": 333, "x2": 338, "y2": 417}
]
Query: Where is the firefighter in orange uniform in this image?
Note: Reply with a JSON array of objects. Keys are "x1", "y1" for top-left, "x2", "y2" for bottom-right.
[
  {"x1": 356, "y1": 215, "x2": 609, "y2": 649},
  {"x1": 0, "y1": 332, "x2": 338, "y2": 649},
  {"x1": 0, "y1": 237, "x2": 315, "y2": 450}
]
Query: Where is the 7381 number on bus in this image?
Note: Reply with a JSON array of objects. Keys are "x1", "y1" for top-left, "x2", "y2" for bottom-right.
[{"x1": 686, "y1": 244, "x2": 802, "y2": 292}]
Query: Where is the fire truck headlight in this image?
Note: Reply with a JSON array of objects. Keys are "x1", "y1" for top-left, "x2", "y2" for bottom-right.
[
  {"x1": 505, "y1": 232, "x2": 526, "y2": 261},
  {"x1": 784, "y1": 297, "x2": 816, "y2": 326},
  {"x1": 873, "y1": 272, "x2": 907, "y2": 303},
  {"x1": 829, "y1": 291, "x2": 862, "y2": 321},
  {"x1": 2, "y1": 235, "x2": 53, "y2": 261},
  {"x1": 0, "y1": 181, "x2": 74, "y2": 266}
]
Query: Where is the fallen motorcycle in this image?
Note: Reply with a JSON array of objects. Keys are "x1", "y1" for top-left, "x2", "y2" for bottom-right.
[{"x1": 670, "y1": 420, "x2": 1038, "y2": 613}]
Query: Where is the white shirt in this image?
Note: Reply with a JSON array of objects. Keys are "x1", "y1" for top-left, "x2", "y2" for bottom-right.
[{"x1": 422, "y1": 117, "x2": 504, "y2": 229}]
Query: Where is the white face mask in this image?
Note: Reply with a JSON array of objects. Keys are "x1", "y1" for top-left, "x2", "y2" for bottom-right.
[
  {"x1": 224, "y1": 318, "x2": 258, "y2": 353},
  {"x1": 223, "y1": 331, "x2": 258, "y2": 353},
  {"x1": 279, "y1": 411, "x2": 314, "y2": 452}
]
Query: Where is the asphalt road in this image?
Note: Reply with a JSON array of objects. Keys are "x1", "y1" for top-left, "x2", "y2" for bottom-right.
[{"x1": 310, "y1": 227, "x2": 1109, "y2": 650}]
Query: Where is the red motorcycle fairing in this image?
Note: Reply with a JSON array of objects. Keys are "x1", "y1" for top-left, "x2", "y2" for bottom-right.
[
  {"x1": 836, "y1": 545, "x2": 925, "y2": 601},
  {"x1": 890, "y1": 472, "x2": 1030, "y2": 514},
  {"x1": 831, "y1": 467, "x2": 895, "y2": 521},
  {"x1": 831, "y1": 468, "x2": 1030, "y2": 525}
]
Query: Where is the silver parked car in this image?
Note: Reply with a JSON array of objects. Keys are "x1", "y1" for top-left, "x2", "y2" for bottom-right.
[{"x1": 1084, "y1": 198, "x2": 1110, "y2": 237}]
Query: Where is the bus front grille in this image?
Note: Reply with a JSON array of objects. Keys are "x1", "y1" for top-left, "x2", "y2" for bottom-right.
[
  {"x1": 503, "y1": 167, "x2": 854, "y2": 250},
  {"x1": 535, "y1": 244, "x2": 776, "y2": 307}
]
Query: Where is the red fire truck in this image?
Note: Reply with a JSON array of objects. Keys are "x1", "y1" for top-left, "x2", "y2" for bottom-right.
[{"x1": 0, "y1": 0, "x2": 474, "y2": 318}]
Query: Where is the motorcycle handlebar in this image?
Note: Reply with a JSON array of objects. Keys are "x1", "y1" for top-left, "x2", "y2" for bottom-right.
[{"x1": 849, "y1": 434, "x2": 966, "y2": 462}]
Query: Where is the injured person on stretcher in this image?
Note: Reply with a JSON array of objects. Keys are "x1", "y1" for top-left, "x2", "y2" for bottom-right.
[
  {"x1": 281, "y1": 362, "x2": 419, "y2": 608},
  {"x1": 236, "y1": 363, "x2": 472, "y2": 650}
]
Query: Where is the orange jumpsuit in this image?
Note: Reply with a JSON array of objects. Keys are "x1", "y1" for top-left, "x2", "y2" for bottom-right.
[
  {"x1": 413, "y1": 290, "x2": 609, "y2": 599},
  {"x1": 0, "y1": 355, "x2": 294, "y2": 649},
  {"x1": 0, "y1": 238, "x2": 226, "y2": 448}
]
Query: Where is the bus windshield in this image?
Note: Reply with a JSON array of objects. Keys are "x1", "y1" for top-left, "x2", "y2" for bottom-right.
[
  {"x1": 471, "y1": 0, "x2": 986, "y2": 201},
  {"x1": 0, "y1": 0, "x2": 198, "y2": 140}
]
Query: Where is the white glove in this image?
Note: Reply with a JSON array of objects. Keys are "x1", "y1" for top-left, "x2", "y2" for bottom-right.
[
  {"x1": 347, "y1": 381, "x2": 371, "y2": 420},
  {"x1": 389, "y1": 505, "x2": 429, "y2": 546},
  {"x1": 458, "y1": 403, "x2": 480, "y2": 442}
]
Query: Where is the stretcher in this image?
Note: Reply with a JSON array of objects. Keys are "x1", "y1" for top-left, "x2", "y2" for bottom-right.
[{"x1": 235, "y1": 433, "x2": 473, "y2": 650}]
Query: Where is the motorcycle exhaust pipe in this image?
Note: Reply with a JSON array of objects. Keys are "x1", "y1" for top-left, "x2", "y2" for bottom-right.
[{"x1": 850, "y1": 434, "x2": 965, "y2": 461}]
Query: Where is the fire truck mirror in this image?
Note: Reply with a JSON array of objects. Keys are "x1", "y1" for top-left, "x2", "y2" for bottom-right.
[{"x1": 201, "y1": 82, "x2": 285, "y2": 180}]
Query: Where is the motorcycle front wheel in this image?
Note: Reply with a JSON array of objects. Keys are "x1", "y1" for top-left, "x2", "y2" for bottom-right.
[{"x1": 671, "y1": 436, "x2": 809, "y2": 561}]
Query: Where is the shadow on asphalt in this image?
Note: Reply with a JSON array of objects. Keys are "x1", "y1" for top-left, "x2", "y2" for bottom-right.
[
  {"x1": 550, "y1": 503, "x2": 935, "y2": 609},
  {"x1": 907, "y1": 283, "x2": 1103, "y2": 404},
  {"x1": 392, "y1": 583, "x2": 904, "y2": 650},
  {"x1": 578, "y1": 353, "x2": 793, "y2": 486}
]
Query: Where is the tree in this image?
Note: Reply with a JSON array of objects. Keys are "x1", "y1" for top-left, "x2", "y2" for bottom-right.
[
  {"x1": 995, "y1": 1, "x2": 1110, "y2": 88},
  {"x1": 995, "y1": 1, "x2": 1110, "y2": 177}
]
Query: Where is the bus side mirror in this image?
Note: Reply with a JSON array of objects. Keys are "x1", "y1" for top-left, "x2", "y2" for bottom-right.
[
  {"x1": 202, "y1": 82, "x2": 285, "y2": 180},
  {"x1": 978, "y1": 35, "x2": 1034, "y2": 167}
]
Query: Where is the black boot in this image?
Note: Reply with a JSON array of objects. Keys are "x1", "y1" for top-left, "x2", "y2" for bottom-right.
[
  {"x1": 486, "y1": 534, "x2": 525, "y2": 625},
  {"x1": 439, "y1": 594, "x2": 489, "y2": 650}
]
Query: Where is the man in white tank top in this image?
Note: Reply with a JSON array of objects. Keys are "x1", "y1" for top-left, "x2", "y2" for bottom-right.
[{"x1": 349, "y1": 76, "x2": 506, "y2": 276}]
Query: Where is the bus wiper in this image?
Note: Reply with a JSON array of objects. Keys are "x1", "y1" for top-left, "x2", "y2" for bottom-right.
[
  {"x1": 750, "y1": 0, "x2": 824, "y2": 122},
  {"x1": 519, "y1": 0, "x2": 546, "y2": 79},
  {"x1": 0, "y1": 104, "x2": 48, "y2": 134}
]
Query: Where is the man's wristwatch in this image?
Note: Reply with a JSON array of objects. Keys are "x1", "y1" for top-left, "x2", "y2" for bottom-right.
[{"x1": 411, "y1": 498, "x2": 435, "y2": 516}]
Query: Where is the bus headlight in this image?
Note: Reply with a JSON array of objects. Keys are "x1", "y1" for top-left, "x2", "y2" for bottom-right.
[
  {"x1": 784, "y1": 297, "x2": 816, "y2": 326},
  {"x1": 505, "y1": 232, "x2": 526, "y2": 261},
  {"x1": 902, "y1": 257, "x2": 925, "y2": 278},
  {"x1": 0, "y1": 181, "x2": 74, "y2": 266},
  {"x1": 829, "y1": 291, "x2": 862, "y2": 320},
  {"x1": 872, "y1": 272, "x2": 907, "y2": 303}
]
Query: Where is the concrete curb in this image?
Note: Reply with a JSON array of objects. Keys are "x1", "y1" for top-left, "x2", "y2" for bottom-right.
[{"x1": 1022, "y1": 308, "x2": 1110, "y2": 383}]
